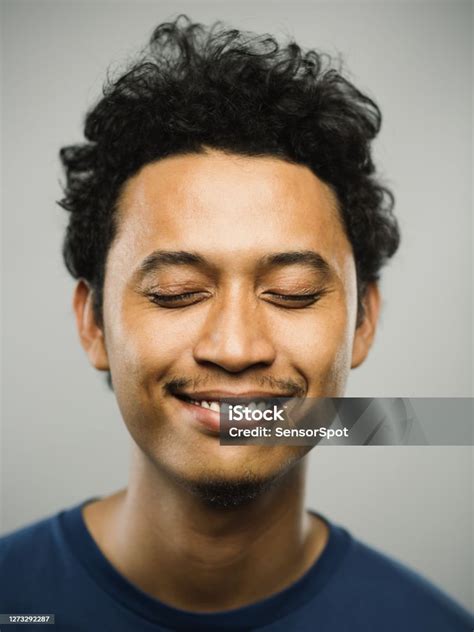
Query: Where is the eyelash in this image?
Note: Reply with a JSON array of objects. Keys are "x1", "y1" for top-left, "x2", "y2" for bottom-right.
[
  {"x1": 148, "y1": 291, "x2": 205, "y2": 305},
  {"x1": 268, "y1": 292, "x2": 324, "y2": 303},
  {"x1": 146, "y1": 290, "x2": 328, "y2": 308}
]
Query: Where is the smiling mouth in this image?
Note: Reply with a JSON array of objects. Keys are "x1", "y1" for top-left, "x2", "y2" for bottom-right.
[{"x1": 175, "y1": 395, "x2": 277, "y2": 415}]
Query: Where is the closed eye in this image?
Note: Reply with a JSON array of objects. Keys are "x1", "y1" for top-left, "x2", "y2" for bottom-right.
[
  {"x1": 262, "y1": 289, "x2": 330, "y2": 308},
  {"x1": 146, "y1": 288, "x2": 331, "y2": 309},
  {"x1": 147, "y1": 291, "x2": 210, "y2": 308}
]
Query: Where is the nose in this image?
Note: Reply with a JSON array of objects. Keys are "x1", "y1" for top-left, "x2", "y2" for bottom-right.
[{"x1": 192, "y1": 291, "x2": 276, "y2": 373}]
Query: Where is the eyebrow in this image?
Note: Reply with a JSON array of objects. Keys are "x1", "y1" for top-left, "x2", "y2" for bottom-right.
[
  {"x1": 131, "y1": 250, "x2": 209, "y2": 284},
  {"x1": 132, "y1": 249, "x2": 334, "y2": 283},
  {"x1": 259, "y1": 251, "x2": 333, "y2": 277}
]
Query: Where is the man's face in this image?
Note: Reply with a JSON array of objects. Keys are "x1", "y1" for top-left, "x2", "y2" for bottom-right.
[{"x1": 76, "y1": 148, "x2": 377, "y2": 491}]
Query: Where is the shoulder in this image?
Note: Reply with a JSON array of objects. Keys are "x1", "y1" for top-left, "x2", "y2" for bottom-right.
[
  {"x1": 333, "y1": 526, "x2": 473, "y2": 630},
  {"x1": 0, "y1": 506, "x2": 79, "y2": 610},
  {"x1": 0, "y1": 512, "x2": 59, "y2": 564}
]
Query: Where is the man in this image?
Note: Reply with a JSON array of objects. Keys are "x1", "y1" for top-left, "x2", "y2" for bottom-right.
[{"x1": 1, "y1": 15, "x2": 472, "y2": 631}]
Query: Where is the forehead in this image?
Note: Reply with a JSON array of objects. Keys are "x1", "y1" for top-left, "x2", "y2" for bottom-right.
[{"x1": 112, "y1": 149, "x2": 351, "y2": 271}]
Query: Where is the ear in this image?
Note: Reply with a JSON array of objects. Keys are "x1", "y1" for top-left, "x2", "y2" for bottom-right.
[
  {"x1": 72, "y1": 279, "x2": 109, "y2": 371},
  {"x1": 351, "y1": 282, "x2": 381, "y2": 369}
]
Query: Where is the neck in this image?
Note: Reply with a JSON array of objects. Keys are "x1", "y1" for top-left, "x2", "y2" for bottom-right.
[{"x1": 84, "y1": 446, "x2": 328, "y2": 612}]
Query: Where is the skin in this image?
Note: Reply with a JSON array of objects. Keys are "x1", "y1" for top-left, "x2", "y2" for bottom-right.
[{"x1": 73, "y1": 147, "x2": 380, "y2": 612}]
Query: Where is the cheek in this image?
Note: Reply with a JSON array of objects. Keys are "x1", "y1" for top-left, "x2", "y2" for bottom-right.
[
  {"x1": 104, "y1": 293, "x2": 217, "y2": 436},
  {"x1": 106, "y1": 303, "x2": 193, "y2": 387},
  {"x1": 277, "y1": 300, "x2": 354, "y2": 395},
  {"x1": 101, "y1": 303, "x2": 185, "y2": 446}
]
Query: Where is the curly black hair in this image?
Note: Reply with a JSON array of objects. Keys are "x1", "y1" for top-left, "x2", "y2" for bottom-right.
[{"x1": 59, "y1": 14, "x2": 399, "y2": 332}]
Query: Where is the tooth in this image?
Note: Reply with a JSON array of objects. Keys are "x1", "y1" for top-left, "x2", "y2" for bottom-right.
[
  {"x1": 200, "y1": 401, "x2": 211, "y2": 409},
  {"x1": 258, "y1": 401, "x2": 267, "y2": 411},
  {"x1": 247, "y1": 402, "x2": 257, "y2": 411},
  {"x1": 209, "y1": 401, "x2": 220, "y2": 413}
]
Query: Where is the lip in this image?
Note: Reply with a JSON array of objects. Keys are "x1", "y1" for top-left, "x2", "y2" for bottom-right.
[
  {"x1": 173, "y1": 395, "x2": 222, "y2": 435},
  {"x1": 172, "y1": 391, "x2": 298, "y2": 435},
  {"x1": 175, "y1": 390, "x2": 295, "y2": 401}
]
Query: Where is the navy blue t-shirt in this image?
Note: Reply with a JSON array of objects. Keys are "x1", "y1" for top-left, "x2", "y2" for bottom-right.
[{"x1": 0, "y1": 498, "x2": 472, "y2": 631}]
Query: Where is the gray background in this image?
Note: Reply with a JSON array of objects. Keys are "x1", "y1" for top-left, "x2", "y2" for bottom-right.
[{"x1": 1, "y1": 0, "x2": 472, "y2": 611}]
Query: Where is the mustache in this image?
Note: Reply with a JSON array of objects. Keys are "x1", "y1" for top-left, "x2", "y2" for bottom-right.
[{"x1": 164, "y1": 375, "x2": 306, "y2": 397}]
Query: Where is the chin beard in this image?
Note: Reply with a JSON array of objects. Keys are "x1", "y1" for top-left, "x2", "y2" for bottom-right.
[{"x1": 183, "y1": 473, "x2": 278, "y2": 509}]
